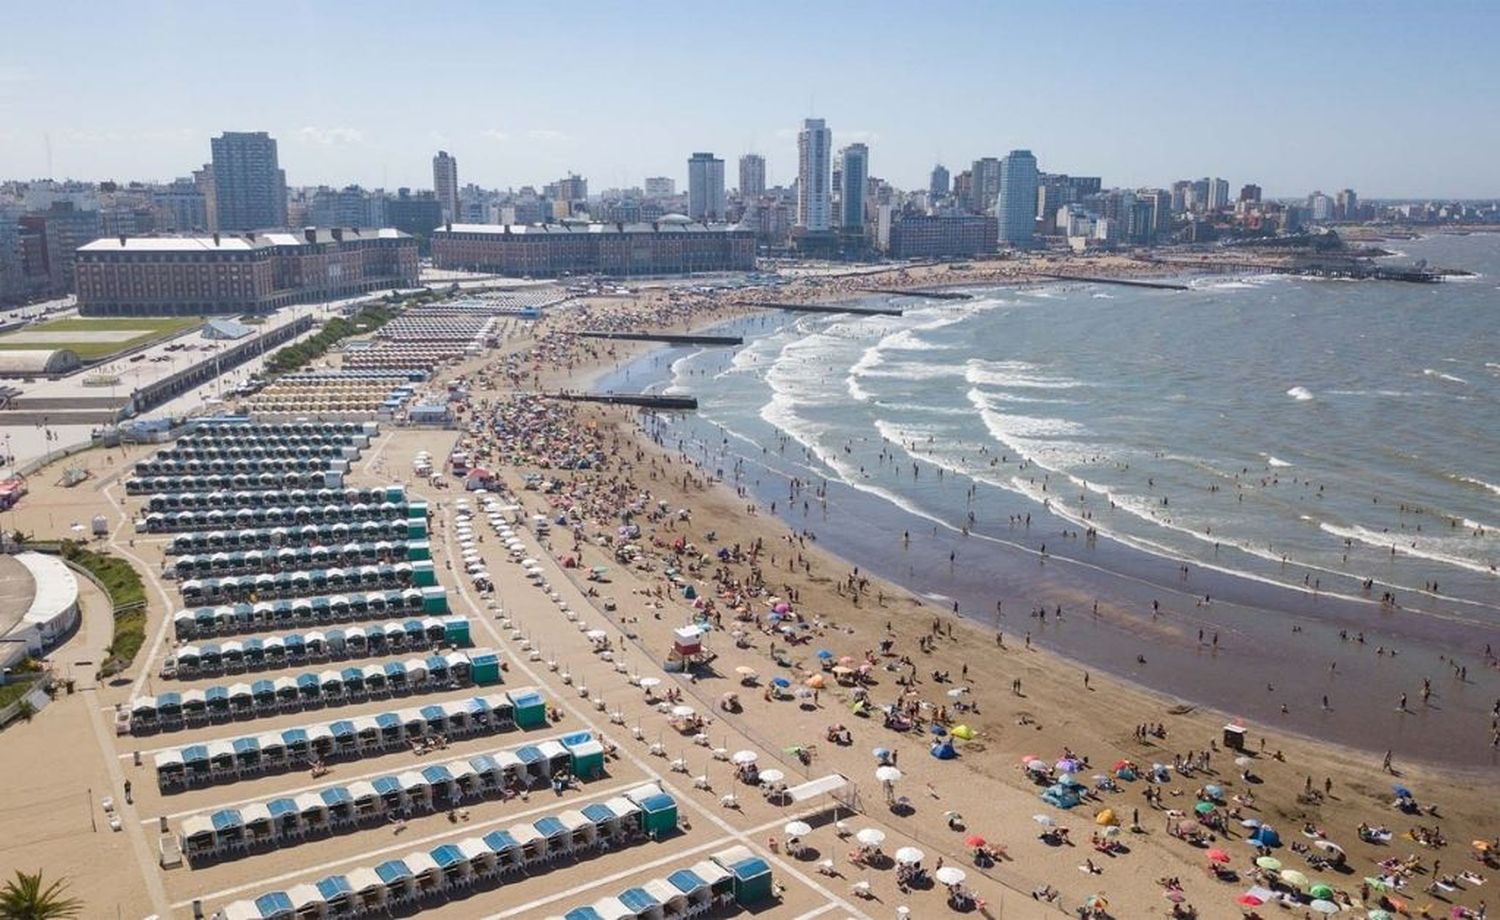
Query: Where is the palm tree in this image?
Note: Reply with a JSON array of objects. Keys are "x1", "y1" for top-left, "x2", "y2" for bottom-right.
[{"x1": 0, "y1": 870, "x2": 82, "y2": 920}]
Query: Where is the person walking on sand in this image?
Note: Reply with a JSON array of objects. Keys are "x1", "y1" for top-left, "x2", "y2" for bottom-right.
[{"x1": 1382, "y1": 750, "x2": 1393, "y2": 773}]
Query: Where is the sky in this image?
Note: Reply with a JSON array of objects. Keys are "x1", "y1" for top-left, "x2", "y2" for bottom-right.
[{"x1": 1, "y1": 1, "x2": 1496, "y2": 199}]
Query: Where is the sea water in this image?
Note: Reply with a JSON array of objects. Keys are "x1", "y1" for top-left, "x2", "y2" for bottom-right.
[{"x1": 601, "y1": 233, "x2": 1499, "y2": 767}]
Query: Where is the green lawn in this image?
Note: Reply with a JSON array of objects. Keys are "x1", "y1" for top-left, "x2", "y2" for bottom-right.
[
  {"x1": 0, "y1": 679, "x2": 36, "y2": 709},
  {"x1": 0, "y1": 315, "x2": 203, "y2": 361},
  {"x1": 0, "y1": 340, "x2": 155, "y2": 359},
  {"x1": 30, "y1": 316, "x2": 203, "y2": 334},
  {"x1": 58, "y1": 543, "x2": 148, "y2": 677}
]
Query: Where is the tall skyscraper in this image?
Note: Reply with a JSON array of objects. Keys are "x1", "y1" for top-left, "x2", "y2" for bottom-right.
[
  {"x1": 1207, "y1": 177, "x2": 1231, "y2": 212},
  {"x1": 432, "y1": 151, "x2": 459, "y2": 223},
  {"x1": 738, "y1": 154, "x2": 766, "y2": 199},
  {"x1": 929, "y1": 164, "x2": 950, "y2": 199},
  {"x1": 971, "y1": 157, "x2": 1002, "y2": 213},
  {"x1": 209, "y1": 131, "x2": 288, "y2": 230},
  {"x1": 839, "y1": 144, "x2": 869, "y2": 229},
  {"x1": 1239, "y1": 183, "x2": 1263, "y2": 203},
  {"x1": 644, "y1": 176, "x2": 676, "y2": 199},
  {"x1": 1336, "y1": 188, "x2": 1359, "y2": 221},
  {"x1": 687, "y1": 152, "x2": 726, "y2": 221},
  {"x1": 796, "y1": 118, "x2": 832, "y2": 231},
  {"x1": 996, "y1": 149, "x2": 1039, "y2": 246}
]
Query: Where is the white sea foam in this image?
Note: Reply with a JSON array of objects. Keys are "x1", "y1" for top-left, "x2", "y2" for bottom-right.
[
  {"x1": 966, "y1": 358, "x2": 1084, "y2": 390},
  {"x1": 1318, "y1": 522, "x2": 1497, "y2": 577},
  {"x1": 1286, "y1": 386, "x2": 1315, "y2": 401},
  {"x1": 1422, "y1": 368, "x2": 1468, "y2": 385},
  {"x1": 1260, "y1": 454, "x2": 1294, "y2": 468},
  {"x1": 1456, "y1": 476, "x2": 1500, "y2": 497}
]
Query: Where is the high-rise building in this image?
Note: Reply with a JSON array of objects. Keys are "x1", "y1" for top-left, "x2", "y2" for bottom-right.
[
  {"x1": 384, "y1": 189, "x2": 443, "y2": 254},
  {"x1": 996, "y1": 149, "x2": 1039, "y2": 246},
  {"x1": 929, "y1": 164, "x2": 950, "y2": 199},
  {"x1": 209, "y1": 131, "x2": 288, "y2": 230},
  {"x1": 1170, "y1": 180, "x2": 1192, "y2": 215},
  {"x1": 644, "y1": 177, "x2": 676, "y2": 199},
  {"x1": 953, "y1": 170, "x2": 975, "y2": 211},
  {"x1": 1208, "y1": 178, "x2": 1231, "y2": 212},
  {"x1": 432, "y1": 150, "x2": 459, "y2": 223},
  {"x1": 738, "y1": 154, "x2": 766, "y2": 199},
  {"x1": 796, "y1": 118, "x2": 832, "y2": 231},
  {"x1": 1336, "y1": 188, "x2": 1359, "y2": 221},
  {"x1": 971, "y1": 157, "x2": 1002, "y2": 213},
  {"x1": 687, "y1": 152, "x2": 726, "y2": 221},
  {"x1": 1308, "y1": 191, "x2": 1334, "y2": 222},
  {"x1": 153, "y1": 178, "x2": 209, "y2": 232},
  {"x1": 839, "y1": 144, "x2": 869, "y2": 229},
  {"x1": 1239, "y1": 184, "x2": 1262, "y2": 203}
]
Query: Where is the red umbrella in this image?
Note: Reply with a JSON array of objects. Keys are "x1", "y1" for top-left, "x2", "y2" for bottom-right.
[
  {"x1": 1236, "y1": 894, "x2": 1264, "y2": 907},
  {"x1": 1112, "y1": 759, "x2": 1132, "y2": 771},
  {"x1": 1207, "y1": 848, "x2": 1231, "y2": 863},
  {"x1": 965, "y1": 835, "x2": 987, "y2": 848}
]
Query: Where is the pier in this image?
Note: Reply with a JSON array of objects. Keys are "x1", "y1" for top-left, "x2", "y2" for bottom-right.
[
  {"x1": 576, "y1": 331, "x2": 743, "y2": 346},
  {"x1": 1030, "y1": 273, "x2": 1190, "y2": 291},
  {"x1": 545, "y1": 392, "x2": 698, "y2": 410},
  {"x1": 737, "y1": 300, "x2": 904, "y2": 317},
  {"x1": 860, "y1": 288, "x2": 974, "y2": 300}
]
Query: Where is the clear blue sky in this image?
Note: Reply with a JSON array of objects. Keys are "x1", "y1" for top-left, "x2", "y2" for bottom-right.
[{"x1": 1, "y1": 0, "x2": 1495, "y2": 198}]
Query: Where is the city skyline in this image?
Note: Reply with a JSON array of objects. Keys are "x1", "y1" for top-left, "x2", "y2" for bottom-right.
[{"x1": 1, "y1": 1, "x2": 1497, "y2": 198}]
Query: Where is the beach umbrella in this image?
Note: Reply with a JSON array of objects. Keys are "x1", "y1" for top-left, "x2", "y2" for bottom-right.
[
  {"x1": 935, "y1": 867, "x2": 966, "y2": 886},
  {"x1": 1101, "y1": 825, "x2": 1121, "y2": 839},
  {"x1": 946, "y1": 687, "x2": 968, "y2": 698},
  {"x1": 1204, "y1": 783, "x2": 1224, "y2": 798},
  {"x1": 1234, "y1": 756, "x2": 1254, "y2": 767},
  {"x1": 1206, "y1": 848, "x2": 1231, "y2": 864},
  {"x1": 670, "y1": 705, "x2": 696, "y2": 718},
  {"x1": 731, "y1": 750, "x2": 758, "y2": 765},
  {"x1": 1194, "y1": 801, "x2": 1215, "y2": 815},
  {"x1": 1362, "y1": 877, "x2": 1391, "y2": 892},
  {"x1": 1309, "y1": 899, "x2": 1340, "y2": 914},
  {"x1": 770, "y1": 676, "x2": 791, "y2": 688},
  {"x1": 1279, "y1": 869, "x2": 1309, "y2": 888},
  {"x1": 1391, "y1": 784, "x2": 1412, "y2": 798},
  {"x1": 805, "y1": 674, "x2": 825, "y2": 689},
  {"x1": 1023, "y1": 754, "x2": 1041, "y2": 765},
  {"x1": 759, "y1": 769, "x2": 784, "y2": 785},
  {"x1": 875, "y1": 766, "x2": 903, "y2": 783},
  {"x1": 794, "y1": 687, "x2": 815, "y2": 700},
  {"x1": 1241, "y1": 818, "x2": 1262, "y2": 828},
  {"x1": 1313, "y1": 840, "x2": 1344, "y2": 855},
  {"x1": 964, "y1": 835, "x2": 986, "y2": 848},
  {"x1": 894, "y1": 847, "x2": 924, "y2": 865},
  {"x1": 1237, "y1": 894, "x2": 1265, "y2": 907},
  {"x1": 1026, "y1": 760, "x2": 1050, "y2": 773},
  {"x1": 1056, "y1": 758, "x2": 1080, "y2": 774},
  {"x1": 855, "y1": 828, "x2": 885, "y2": 847},
  {"x1": 872, "y1": 747, "x2": 892, "y2": 760},
  {"x1": 1309, "y1": 883, "x2": 1335, "y2": 900},
  {"x1": 816, "y1": 649, "x2": 834, "y2": 659},
  {"x1": 1365, "y1": 911, "x2": 1393, "y2": 920},
  {"x1": 784, "y1": 820, "x2": 812, "y2": 837},
  {"x1": 1255, "y1": 856, "x2": 1282, "y2": 871},
  {"x1": 1032, "y1": 814, "x2": 1056, "y2": 828},
  {"x1": 1095, "y1": 809, "x2": 1118, "y2": 827},
  {"x1": 734, "y1": 666, "x2": 757, "y2": 678},
  {"x1": 1084, "y1": 895, "x2": 1108, "y2": 910}
]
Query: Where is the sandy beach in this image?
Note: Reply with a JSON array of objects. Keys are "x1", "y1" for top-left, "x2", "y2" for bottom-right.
[{"x1": 0, "y1": 262, "x2": 1494, "y2": 920}]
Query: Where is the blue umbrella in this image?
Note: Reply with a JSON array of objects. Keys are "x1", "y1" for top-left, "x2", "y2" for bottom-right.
[
  {"x1": 930, "y1": 725, "x2": 948, "y2": 735},
  {"x1": 872, "y1": 747, "x2": 891, "y2": 759},
  {"x1": 815, "y1": 649, "x2": 834, "y2": 659},
  {"x1": 1392, "y1": 784, "x2": 1412, "y2": 798},
  {"x1": 770, "y1": 677, "x2": 791, "y2": 688},
  {"x1": 1204, "y1": 784, "x2": 1224, "y2": 799}
]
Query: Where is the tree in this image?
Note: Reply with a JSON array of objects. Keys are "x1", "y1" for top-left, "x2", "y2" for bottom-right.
[{"x1": 0, "y1": 870, "x2": 82, "y2": 919}]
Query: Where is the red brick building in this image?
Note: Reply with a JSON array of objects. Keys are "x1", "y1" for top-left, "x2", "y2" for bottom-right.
[
  {"x1": 431, "y1": 216, "x2": 755, "y2": 277},
  {"x1": 74, "y1": 227, "x2": 418, "y2": 316}
]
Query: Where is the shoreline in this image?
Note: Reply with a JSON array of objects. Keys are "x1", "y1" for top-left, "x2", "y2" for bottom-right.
[{"x1": 570, "y1": 290, "x2": 1498, "y2": 774}]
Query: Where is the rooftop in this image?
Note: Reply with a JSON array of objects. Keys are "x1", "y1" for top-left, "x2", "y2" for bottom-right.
[
  {"x1": 78, "y1": 228, "x2": 411, "y2": 253},
  {"x1": 438, "y1": 221, "x2": 747, "y2": 236}
]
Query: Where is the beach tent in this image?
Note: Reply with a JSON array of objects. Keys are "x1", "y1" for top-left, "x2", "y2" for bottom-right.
[
  {"x1": 617, "y1": 886, "x2": 660, "y2": 919},
  {"x1": 1041, "y1": 783, "x2": 1082, "y2": 809},
  {"x1": 561, "y1": 732, "x2": 605, "y2": 779},
  {"x1": 506, "y1": 687, "x2": 547, "y2": 729},
  {"x1": 470, "y1": 649, "x2": 502, "y2": 685},
  {"x1": 713, "y1": 845, "x2": 773, "y2": 906},
  {"x1": 635, "y1": 792, "x2": 678, "y2": 839}
]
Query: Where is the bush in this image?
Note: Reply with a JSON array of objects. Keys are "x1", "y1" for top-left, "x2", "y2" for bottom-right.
[
  {"x1": 264, "y1": 303, "x2": 399, "y2": 375},
  {"x1": 57, "y1": 542, "x2": 147, "y2": 676}
]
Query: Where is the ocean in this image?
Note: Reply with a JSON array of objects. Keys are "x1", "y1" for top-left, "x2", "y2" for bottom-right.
[{"x1": 598, "y1": 233, "x2": 1499, "y2": 768}]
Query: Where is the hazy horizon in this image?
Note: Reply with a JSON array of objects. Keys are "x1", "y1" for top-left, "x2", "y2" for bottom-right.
[{"x1": 2, "y1": 0, "x2": 1496, "y2": 199}]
